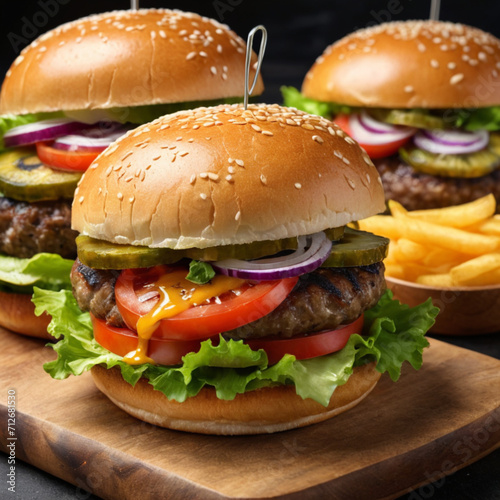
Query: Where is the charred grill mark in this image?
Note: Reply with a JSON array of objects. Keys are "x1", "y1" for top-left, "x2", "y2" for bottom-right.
[
  {"x1": 298, "y1": 271, "x2": 343, "y2": 298},
  {"x1": 76, "y1": 263, "x2": 102, "y2": 287}
]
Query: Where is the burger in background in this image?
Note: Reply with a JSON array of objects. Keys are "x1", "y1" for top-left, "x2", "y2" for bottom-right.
[
  {"x1": 34, "y1": 103, "x2": 438, "y2": 434},
  {"x1": 283, "y1": 20, "x2": 500, "y2": 211},
  {"x1": 0, "y1": 8, "x2": 263, "y2": 338}
]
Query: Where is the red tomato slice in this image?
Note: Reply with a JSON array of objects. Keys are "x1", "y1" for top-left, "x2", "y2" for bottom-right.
[
  {"x1": 245, "y1": 315, "x2": 364, "y2": 364},
  {"x1": 36, "y1": 141, "x2": 100, "y2": 172},
  {"x1": 92, "y1": 314, "x2": 363, "y2": 366},
  {"x1": 334, "y1": 114, "x2": 410, "y2": 159},
  {"x1": 92, "y1": 314, "x2": 213, "y2": 365},
  {"x1": 115, "y1": 266, "x2": 299, "y2": 341}
]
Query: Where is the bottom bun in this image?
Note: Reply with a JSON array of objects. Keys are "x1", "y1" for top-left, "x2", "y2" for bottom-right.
[
  {"x1": 91, "y1": 362, "x2": 381, "y2": 435},
  {"x1": 0, "y1": 289, "x2": 51, "y2": 339}
]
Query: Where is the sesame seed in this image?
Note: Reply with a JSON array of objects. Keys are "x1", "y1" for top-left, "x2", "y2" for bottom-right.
[
  {"x1": 190, "y1": 174, "x2": 196, "y2": 184},
  {"x1": 200, "y1": 172, "x2": 208, "y2": 179},
  {"x1": 430, "y1": 59, "x2": 439, "y2": 68},
  {"x1": 186, "y1": 52, "x2": 196, "y2": 60},
  {"x1": 342, "y1": 157, "x2": 351, "y2": 165},
  {"x1": 347, "y1": 179, "x2": 356, "y2": 189},
  {"x1": 235, "y1": 159, "x2": 244, "y2": 167},
  {"x1": 199, "y1": 51, "x2": 208, "y2": 57},
  {"x1": 208, "y1": 173, "x2": 219, "y2": 181},
  {"x1": 450, "y1": 73, "x2": 464, "y2": 85},
  {"x1": 404, "y1": 85, "x2": 414, "y2": 93},
  {"x1": 447, "y1": 62, "x2": 457, "y2": 70},
  {"x1": 295, "y1": 183, "x2": 302, "y2": 189},
  {"x1": 262, "y1": 131, "x2": 273, "y2": 136},
  {"x1": 251, "y1": 124, "x2": 261, "y2": 132},
  {"x1": 79, "y1": 196, "x2": 84, "y2": 204},
  {"x1": 312, "y1": 135, "x2": 324, "y2": 144},
  {"x1": 228, "y1": 158, "x2": 234, "y2": 164},
  {"x1": 129, "y1": 196, "x2": 135, "y2": 203},
  {"x1": 345, "y1": 136, "x2": 355, "y2": 145},
  {"x1": 226, "y1": 174, "x2": 233, "y2": 182},
  {"x1": 117, "y1": 193, "x2": 123, "y2": 201},
  {"x1": 210, "y1": 66, "x2": 217, "y2": 75},
  {"x1": 235, "y1": 211, "x2": 241, "y2": 221},
  {"x1": 200, "y1": 193, "x2": 207, "y2": 200},
  {"x1": 260, "y1": 174, "x2": 267, "y2": 185}
]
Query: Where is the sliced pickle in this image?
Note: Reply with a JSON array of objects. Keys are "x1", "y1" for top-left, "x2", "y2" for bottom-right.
[
  {"x1": 322, "y1": 228, "x2": 389, "y2": 268},
  {"x1": 0, "y1": 148, "x2": 81, "y2": 202},
  {"x1": 77, "y1": 227, "x2": 346, "y2": 270},
  {"x1": 370, "y1": 109, "x2": 446, "y2": 129},
  {"x1": 489, "y1": 132, "x2": 500, "y2": 156},
  {"x1": 400, "y1": 146, "x2": 500, "y2": 178}
]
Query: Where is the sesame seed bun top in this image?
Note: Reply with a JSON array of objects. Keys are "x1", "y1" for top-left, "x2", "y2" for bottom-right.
[
  {"x1": 302, "y1": 20, "x2": 500, "y2": 109},
  {"x1": 0, "y1": 9, "x2": 263, "y2": 115},
  {"x1": 72, "y1": 103, "x2": 385, "y2": 249}
]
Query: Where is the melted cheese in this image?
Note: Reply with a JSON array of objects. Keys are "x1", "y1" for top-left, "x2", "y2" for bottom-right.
[{"x1": 124, "y1": 270, "x2": 244, "y2": 365}]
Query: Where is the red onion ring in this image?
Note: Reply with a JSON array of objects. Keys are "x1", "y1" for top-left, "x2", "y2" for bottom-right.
[
  {"x1": 414, "y1": 129, "x2": 489, "y2": 154},
  {"x1": 212, "y1": 231, "x2": 333, "y2": 280},
  {"x1": 3, "y1": 119, "x2": 88, "y2": 148},
  {"x1": 349, "y1": 113, "x2": 416, "y2": 145},
  {"x1": 53, "y1": 124, "x2": 129, "y2": 152}
]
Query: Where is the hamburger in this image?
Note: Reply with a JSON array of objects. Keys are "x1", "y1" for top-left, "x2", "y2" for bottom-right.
[
  {"x1": 283, "y1": 20, "x2": 500, "y2": 211},
  {"x1": 35, "y1": 103, "x2": 438, "y2": 435},
  {"x1": 0, "y1": 8, "x2": 262, "y2": 338}
]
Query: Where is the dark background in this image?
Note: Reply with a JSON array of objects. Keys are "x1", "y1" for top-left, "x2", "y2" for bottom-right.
[
  {"x1": 1, "y1": 1, "x2": 500, "y2": 499},
  {"x1": 2, "y1": 0, "x2": 500, "y2": 103}
]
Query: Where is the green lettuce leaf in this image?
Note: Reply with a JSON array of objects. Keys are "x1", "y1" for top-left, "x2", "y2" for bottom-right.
[
  {"x1": 281, "y1": 86, "x2": 353, "y2": 118},
  {"x1": 186, "y1": 260, "x2": 216, "y2": 285},
  {"x1": 454, "y1": 106, "x2": 500, "y2": 131},
  {"x1": 64, "y1": 97, "x2": 244, "y2": 125},
  {"x1": 0, "y1": 253, "x2": 73, "y2": 294},
  {"x1": 36, "y1": 287, "x2": 438, "y2": 406}
]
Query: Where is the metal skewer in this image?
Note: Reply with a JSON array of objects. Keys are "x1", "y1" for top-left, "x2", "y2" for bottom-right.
[
  {"x1": 429, "y1": 0, "x2": 441, "y2": 20},
  {"x1": 131, "y1": 0, "x2": 139, "y2": 10},
  {"x1": 244, "y1": 25, "x2": 267, "y2": 109}
]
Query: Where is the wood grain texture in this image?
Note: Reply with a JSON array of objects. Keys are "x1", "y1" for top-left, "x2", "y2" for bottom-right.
[{"x1": 1, "y1": 328, "x2": 500, "y2": 500}]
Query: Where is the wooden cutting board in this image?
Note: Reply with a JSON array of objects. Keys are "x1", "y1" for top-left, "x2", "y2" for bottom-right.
[{"x1": 1, "y1": 330, "x2": 499, "y2": 500}]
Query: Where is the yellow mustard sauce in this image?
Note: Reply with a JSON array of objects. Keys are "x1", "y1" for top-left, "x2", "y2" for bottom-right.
[{"x1": 123, "y1": 269, "x2": 244, "y2": 365}]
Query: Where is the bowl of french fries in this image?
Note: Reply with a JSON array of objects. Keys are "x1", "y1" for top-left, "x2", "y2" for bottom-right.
[{"x1": 358, "y1": 194, "x2": 500, "y2": 335}]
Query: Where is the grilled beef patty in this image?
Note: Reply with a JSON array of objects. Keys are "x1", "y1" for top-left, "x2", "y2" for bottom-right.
[
  {"x1": 376, "y1": 156, "x2": 500, "y2": 211},
  {"x1": 71, "y1": 260, "x2": 386, "y2": 339},
  {"x1": 0, "y1": 197, "x2": 77, "y2": 259}
]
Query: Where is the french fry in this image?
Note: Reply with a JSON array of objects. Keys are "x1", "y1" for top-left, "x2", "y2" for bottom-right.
[
  {"x1": 420, "y1": 247, "x2": 469, "y2": 268},
  {"x1": 392, "y1": 238, "x2": 427, "y2": 262},
  {"x1": 470, "y1": 218, "x2": 500, "y2": 236},
  {"x1": 359, "y1": 197, "x2": 500, "y2": 287},
  {"x1": 402, "y1": 194, "x2": 496, "y2": 228},
  {"x1": 449, "y1": 253, "x2": 500, "y2": 285},
  {"x1": 456, "y1": 268, "x2": 500, "y2": 287},
  {"x1": 384, "y1": 263, "x2": 406, "y2": 280},
  {"x1": 387, "y1": 199, "x2": 408, "y2": 218},
  {"x1": 357, "y1": 215, "x2": 402, "y2": 240},
  {"x1": 416, "y1": 273, "x2": 455, "y2": 287},
  {"x1": 382, "y1": 215, "x2": 500, "y2": 255},
  {"x1": 385, "y1": 239, "x2": 399, "y2": 263}
]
